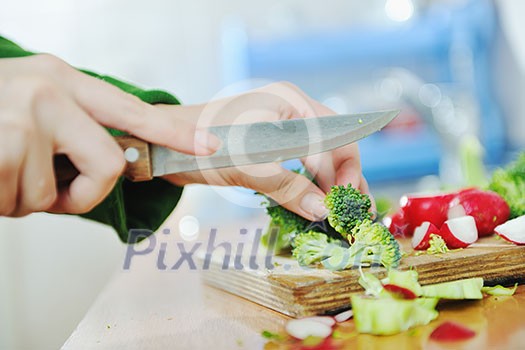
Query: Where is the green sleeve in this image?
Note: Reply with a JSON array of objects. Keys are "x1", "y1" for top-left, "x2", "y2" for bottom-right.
[{"x1": 0, "y1": 35, "x2": 183, "y2": 243}]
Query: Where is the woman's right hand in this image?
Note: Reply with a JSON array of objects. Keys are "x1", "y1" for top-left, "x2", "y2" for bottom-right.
[{"x1": 0, "y1": 54, "x2": 219, "y2": 217}]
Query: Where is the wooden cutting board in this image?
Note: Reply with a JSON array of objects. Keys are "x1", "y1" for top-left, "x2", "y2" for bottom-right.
[{"x1": 199, "y1": 236, "x2": 525, "y2": 318}]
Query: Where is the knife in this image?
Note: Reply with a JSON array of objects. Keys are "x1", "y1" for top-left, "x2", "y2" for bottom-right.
[{"x1": 54, "y1": 110, "x2": 399, "y2": 182}]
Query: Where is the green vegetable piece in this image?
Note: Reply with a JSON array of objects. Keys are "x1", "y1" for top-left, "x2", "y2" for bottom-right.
[
  {"x1": 351, "y1": 295, "x2": 438, "y2": 335},
  {"x1": 261, "y1": 330, "x2": 283, "y2": 341},
  {"x1": 426, "y1": 234, "x2": 449, "y2": 255},
  {"x1": 488, "y1": 152, "x2": 525, "y2": 219},
  {"x1": 414, "y1": 297, "x2": 439, "y2": 310},
  {"x1": 358, "y1": 273, "x2": 384, "y2": 297},
  {"x1": 481, "y1": 283, "x2": 518, "y2": 296},
  {"x1": 324, "y1": 184, "x2": 372, "y2": 234},
  {"x1": 386, "y1": 270, "x2": 423, "y2": 297},
  {"x1": 421, "y1": 277, "x2": 484, "y2": 299}
]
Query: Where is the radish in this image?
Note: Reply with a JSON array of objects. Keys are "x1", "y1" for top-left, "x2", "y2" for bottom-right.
[
  {"x1": 401, "y1": 192, "x2": 455, "y2": 230},
  {"x1": 430, "y1": 321, "x2": 476, "y2": 342},
  {"x1": 285, "y1": 318, "x2": 332, "y2": 340},
  {"x1": 439, "y1": 216, "x2": 478, "y2": 249},
  {"x1": 494, "y1": 215, "x2": 525, "y2": 245},
  {"x1": 412, "y1": 221, "x2": 440, "y2": 250},
  {"x1": 333, "y1": 310, "x2": 353, "y2": 323},
  {"x1": 448, "y1": 189, "x2": 510, "y2": 236},
  {"x1": 386, "y1": 209, "x2": 413, "y2": 237}
]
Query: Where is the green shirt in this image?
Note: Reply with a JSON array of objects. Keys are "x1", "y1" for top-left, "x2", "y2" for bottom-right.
[{"x1": 0, "y1": 35, "x2": 183, "y2": 243}]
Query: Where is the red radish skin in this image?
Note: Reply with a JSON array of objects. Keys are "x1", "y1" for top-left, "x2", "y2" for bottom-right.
[
  {"x1": 430, "y1": 321, "x2": 476, "y2": 342},
  {"x1": 401, "y1": 192, "x2": 455, "y2": 230},
  {"x1": 439, "y1": 216, "x2": 478, "y2": 249},
  {"x1": 448, "y1": 189, "x2": 510, "y2": 236},
  {"x1": 290, "y1": 337, "x2": 338, "y2": 350},
  {"x1": 386, "y1": 209, "x2": 413, "y2": 238},
  {"x1": 382, "y1": 284, "x2": 418, "y2": 299},
  {"x1": 494, "y1": 215, "x2": 525, "y2": 245},
  {"x1": 412, "y1": 222, "x2": 440, "y2": 250}
]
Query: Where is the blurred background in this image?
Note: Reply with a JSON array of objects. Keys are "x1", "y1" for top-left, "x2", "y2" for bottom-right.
[{"x1": 1, "y1": 0, "x2": 525, "y2": 349}]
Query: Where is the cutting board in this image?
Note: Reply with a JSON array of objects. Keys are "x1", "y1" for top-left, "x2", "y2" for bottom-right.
[{"x1": 199, "y1": 236, "x2": 525, "y2": 318}]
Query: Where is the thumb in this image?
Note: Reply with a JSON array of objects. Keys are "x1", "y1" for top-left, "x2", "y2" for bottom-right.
[{"x1": 241, "y1": 164, "x2": 328, "y2": 221}]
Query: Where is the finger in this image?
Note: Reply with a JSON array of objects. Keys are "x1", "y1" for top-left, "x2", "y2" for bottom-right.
[
  {"x1": 333, "y1": 144, "x2": 362, "y2": 188},
  {"x1": 48, "y1": 103, "x2": 125, "y2": 214},
  {"x1": 68, "y1": 70, "x2": 221, "y2": 156},
  {"x1": 0, "y1": 126, "x2": 24, "y2": 216},
  {"x1": 238, "y1": 163, "x2": 328, "y2": 221},
  {"x1": 13, "y1": 133, "x2": 57, "y2": 217}
]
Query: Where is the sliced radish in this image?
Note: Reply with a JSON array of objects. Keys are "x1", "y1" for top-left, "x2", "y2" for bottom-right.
[
  {"x1": 382, "y1": 284, "x2": 418, "y2": 299},
  {"x1": 285, "y1": 319, "x2": 332, "y2": 340},
  {"x1": 386, "y1": 209, "x2": 413, "y2": 237},
  {"x1": 333, "y1": 310, "x2": 353, "y2": 323},
  {"x1": 430, "y1": 321, "x2": 476, "y2": 342},
  {"x1": 448, "y1": 189, "x2": 510, "y2": 236},
  {"x1": 401, "y1": 192, "x2": 455, "y2": 230},
  {"x1": 494, "y1": 215, "x2": 525, "y2": 245},
  {"x1": 439, "y1": 216, "x2": 478, "y2": 249},
  {"x1": 299, "y1": 316, "x2": 336, "y2": 327},
  {"x1": 412, "y1": 221, "x2": 440, "y2": 250}
]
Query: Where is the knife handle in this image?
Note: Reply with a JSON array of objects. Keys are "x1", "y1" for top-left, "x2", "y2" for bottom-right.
[{"x1": 54, "y1": 135, "x2": 153, "y2": 184}]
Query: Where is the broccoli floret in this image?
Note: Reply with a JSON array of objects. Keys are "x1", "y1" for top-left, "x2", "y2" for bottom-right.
[
  {"x1": 488, "y1": 152, "x2": 525, "y2": 218},
  {"x1": 324, "y1": 184, "x2": 372, "y2": 234},
  {"x1": 291, "y1": 231, "x2": 344, "y2": 266},
  {"x1": 261, "y1": 197, "x2": 311, "y2": 252},
  {"x1": 261, "y1": 197, "x2": 342, "y2": 252},
  {"x1": 323, "y1": 220, "x2": 401, "y2": 270},
  {"x1": 426, "y1": 234, "x2": 449, "y2": 255}
]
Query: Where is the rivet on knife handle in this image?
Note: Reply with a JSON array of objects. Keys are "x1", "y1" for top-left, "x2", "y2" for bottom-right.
[{"x1": 115, "y1": 136, "x2": 153, "y2": 182}]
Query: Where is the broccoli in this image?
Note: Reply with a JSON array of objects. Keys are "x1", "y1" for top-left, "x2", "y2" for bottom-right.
[
  {"x1": 261, "y1": 197, "x2": 342, "y2": 253},
  {"x1": 488, "y1": 152, "x2": 525, "y2": 219},
  {"x1": 291, "y1": 231, "x2": 344, "y2": 266},
  {"x1": 324, "y1": 184, "x2": 372, "y2": 234},
  {"x1": 323, "y1": 220, "x2": 401, "y2": 270},
  {"x1": 426, "y1": 234, "x2": 449, "y2": 255},
  {"x1": 261, "y1": 197, "x2": 311, "y2": 252}
]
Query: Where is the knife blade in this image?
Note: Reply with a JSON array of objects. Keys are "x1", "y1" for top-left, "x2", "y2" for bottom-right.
[{"x1": 55, "y1": 110, "x2": 399, "y2": 182}]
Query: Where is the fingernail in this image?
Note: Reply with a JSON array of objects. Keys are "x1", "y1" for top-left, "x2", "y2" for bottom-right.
[
  {"x1": 300, "y1": 192, "x2": 329, "y2": 221},
  {"x1": 195, "y1": 129, "x2": 222, "y2": 154}
]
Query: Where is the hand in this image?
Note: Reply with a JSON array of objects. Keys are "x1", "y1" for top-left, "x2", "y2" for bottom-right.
[
  {"x1": 161, "y1": 82, "x2": 373, "y2": 221},
  {"x1": 0, "y1": 54, "x2": 220, "y2": 217}
]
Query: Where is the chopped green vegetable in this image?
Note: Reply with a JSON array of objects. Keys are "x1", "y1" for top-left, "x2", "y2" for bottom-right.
[
  {"x1": 414, "y1": 297, "x2": 439, "y2": 310},
  {"x1": 324, "y1": 184, "x2": 372, "y2": 234},
  {"x1": 421, "y1": 277, "x2": 484, "y2": 299},
  {"x1": 426, "y1": 234, "x2": 449, "y2": 255},
  {"x1": 481, "y1": 283, "x2": 518, "y2": 296},
  {"x1": 488, "y1": 152, "x2": 525, "y2": 219},
  {"x1": 383, "y1": 269, "x2": 423, "y2": 297},
  {"x1": 261, "y1": 330, "x2": 283, "y2": 341},
  {"x1": 358, "y1": 272, "x2": 384, "y2": 297},
  {"x1": 351, "y1": 295, "x2": 438, "y2": 335}
]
